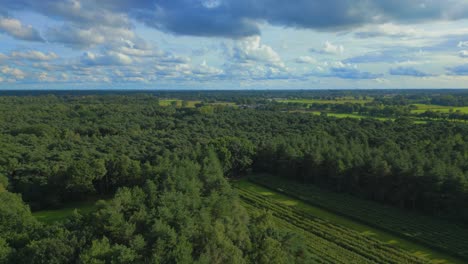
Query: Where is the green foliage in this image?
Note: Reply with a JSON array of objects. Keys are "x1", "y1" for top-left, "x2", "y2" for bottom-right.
[
  {"x1": 79, "y1": 236, "x2": 137, "y2": 264},
  {"x1": 0, "y1": 174, "x2": 7, "y2": 192},
  {"x1": 0, "y1": 238, "x2": 12, "y2": 264},
  {"x1": 0, "y1": 92, "x2": 468, "y2": 263},
  {"x1": 211, "y1": 137, "x2": 255, "y2": 175},
  {"x1": 0, "y1": 192, "x2": 38, "y2": 247}
]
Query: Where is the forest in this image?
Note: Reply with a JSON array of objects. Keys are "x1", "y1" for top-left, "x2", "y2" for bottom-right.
[{"x1": 1, "y1": 90, "x2": 468, "y2": 263}]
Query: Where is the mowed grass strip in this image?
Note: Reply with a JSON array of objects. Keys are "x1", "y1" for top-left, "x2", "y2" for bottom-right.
[{"x1": 234, "y1": 179, "x2": 464, "y2": 264}]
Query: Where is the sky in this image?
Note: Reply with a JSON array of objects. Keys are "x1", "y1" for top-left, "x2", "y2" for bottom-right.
[{"x1": 0, "y1": 0, "x2": 468, "y2": 89}]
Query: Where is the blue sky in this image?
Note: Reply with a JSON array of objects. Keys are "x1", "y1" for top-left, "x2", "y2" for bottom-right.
[{"x1": 0, "y1": 0, "x2": 468, "y2": 89}]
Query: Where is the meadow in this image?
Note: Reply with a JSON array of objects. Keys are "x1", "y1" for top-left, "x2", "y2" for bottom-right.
[
  {"x1": 411, "y1": 104, "x2": 468, "y2": 114},
  {"x1": 276, "y1": 97, "x2": 373, "y2": 105},
  {"x1": 158, "y1": 99, "x2": 237, "y2": 108}
]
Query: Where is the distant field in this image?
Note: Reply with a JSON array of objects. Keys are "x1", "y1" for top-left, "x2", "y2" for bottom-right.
[
  {"x1": 158, "y1": 99, "x2": 236, "y2": 108},
  {"x1": 158, "y1": 99, "x2": 201, "y2": 107},
  {"x1": 249, "y1": 175, "x2": 468, "y2": 262},
  {"x1": 33, "y1": 199, "x2": 100, "y2": 224},
  {"x1": 233, "y1": 179, "x2": 460, "y2": 263},
  {"x1": 306, "y1": 111, "x2": 432, "y2": 123},
  {"x1": 300, "y1": 111, "x2": 431, "y2": 123},
  {"x1": 277, "y1": 97, "x2": 373, "y2": 105},
  {"x1": 308, "y1": 111, "x2": 394, "y2": 121},
  {"x1": 411, "y1": 104, "x2": 468, "y2": 114}
]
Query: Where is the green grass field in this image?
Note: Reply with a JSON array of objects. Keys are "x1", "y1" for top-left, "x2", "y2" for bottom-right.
[
  {"x1": 158, "y1": 99, "x2": 201, "y2": 107},
  {"x1": 300, "y1": 110, "x2": 432, "y2": 124},
  {"x1": 233, "y1": 179, "x2": 461, "y2": 263},
  {"x1": 248, "y1": 176, "x2": 468, "y2": 263},
  {"x1": 411, "y1": 104, "x2": 468, "y2": 114},
  {"x1": 306, "y1": 111, "x2": 431, "y2": 123},
  {"x1": 308, "y1": 111, "x2": 395, "y2": 121},
  {"x1": 158, "y1": 99, "x2": 237, "y2": 108},
  {"x1": 277, "y1": 97, "x2": 373, "y2": 105},
  {"x1": 32, "y1": 199, "x2": 100, "y2": 224}
]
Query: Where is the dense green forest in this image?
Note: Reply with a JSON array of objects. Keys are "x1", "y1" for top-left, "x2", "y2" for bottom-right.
[{"x1": 1, "y1": 90, "x2": 468, "y2": 263}]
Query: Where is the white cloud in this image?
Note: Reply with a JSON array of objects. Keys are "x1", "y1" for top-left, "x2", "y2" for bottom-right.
[
  {"x1": 458, "y1": 41, "x2": 468, "y2": 48},
  {"x1": 37, "y1": 72, "x2": 57, "y2": 82},
  {"x1": 295, "y1": 56, "x2": 316, "y2": 64},
  {"x1": 11, "y1": 51, "x2": 59, "y2": 61},
  {"x1": 1, "y1": 66, "x2": 26, "y2": 80},
  {"x1": 192, "y1": 60, "x2": 223, "y2": 76},
  {"x1": 47, "y1": 25, "x2": 135, "y2": 48},
  {"x1": 221, "y1": 36, "x2": 290, "y2": 80},
  {"x1": 232, "y1": 36, "x2": 284, "y2": 67},
  {"x1": 0, "y1": 16, "x2": 43, "y2": 41},
  {"x1": 323, "y1": 41, "x2": 344, "y2": 54},
  {"x1": 355, "y1": 23, "x2": 418, "y2": 38},
  {"x1": 81, "y1": 51, "x2": 133, "y2": 66},
  {"x1": 460, "y1": 50, "x2": 468, "y2": 58}
]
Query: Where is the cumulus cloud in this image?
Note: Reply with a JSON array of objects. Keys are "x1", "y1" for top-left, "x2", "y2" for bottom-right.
[
  {"x1": 389, "y1": 67, "x2": 431, "y2": 77},
  {"x1": 323, "y1": 41, "x2": 344, "y2": 54},
  {"x1": 191, "y1": 60, "x2": 223, "y2": 77},
  {"x1": 221, "y1": 36, "x2": 289, "y2": 80},
  {"x1": 0, "y1": 16, "x2": 43, "y2": 41},
  {"x1": 457, "y1": 41, "x2": 468, "y2": 48},
  {"x1": 459, "y1": 50, "x2": 468, "y2": 58},
  {"x1": 229, "y1": 36, "x2": 284, "y2": 67},
  {"x1": 47, "y1": 25, "x2": 136, "y2": 48},
  {"x1": 310, "y1": 41, "x2": 344, "y2": 55},
  {"x1": 80, "y1": 51, "x2": 133, "y2": 66},
  {"x1": 1, "y1": 66, "x2": 26, "y2": 80},
  {"x1": 11, "y1": 51, "x2": 58, "y2": 61},
  {"x1": 295, "y1": 56, "x2": 316, "y2": 64}
]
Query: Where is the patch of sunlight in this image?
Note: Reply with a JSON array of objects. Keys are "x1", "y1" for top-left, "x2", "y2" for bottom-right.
[
  {"x1": 279, "y1": 200, "x2": 298, "y2": 206},
  {"x1": 259, "y1": 191, "x2": 274, "y2": 196},
  {"x1": 361, "y1": 230, "x2": 377, "y2": 236}
]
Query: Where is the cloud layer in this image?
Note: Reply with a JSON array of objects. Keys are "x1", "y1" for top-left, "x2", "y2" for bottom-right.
[{"x1": 0, "y1": 0, "x2": 468, "y2": 88}]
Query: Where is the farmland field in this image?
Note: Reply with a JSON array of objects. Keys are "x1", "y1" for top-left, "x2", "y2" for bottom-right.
[
  {"x1": 249, "y1": 175, "x2": 468, "y2": 262},
  {"x1": 234, "y1": 179, "x2": 463, "y2": 264},
  {"x1": 277, "y1": 97, "x2": 373, "y2": 105},
  {"x1": 158, "y1": 99, "x2": 237, "y2": 108},
  {"x1": 411, "y1": 104, "x2": 468, "y2": 114},
  {"x1": 308, "y1": 111, "x2": 395, "y2": 121},
  {"x1": 158, "y1": 99, "x2": 201, "y2": 107}
]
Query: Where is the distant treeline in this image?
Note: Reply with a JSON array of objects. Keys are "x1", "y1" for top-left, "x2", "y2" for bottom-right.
[{"x1": 2, "y1": 89, "x2": 468, "y2": 106}]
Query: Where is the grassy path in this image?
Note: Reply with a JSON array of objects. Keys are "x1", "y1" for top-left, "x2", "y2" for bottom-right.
[{"x1": 233, "y1": 179, "x2": 464, "y2": 264}]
